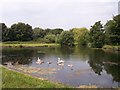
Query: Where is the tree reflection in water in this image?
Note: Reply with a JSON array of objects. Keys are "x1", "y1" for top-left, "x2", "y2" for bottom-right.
[
  {"x1": 2, "y1": 48, "x2": 45, "y2": 65},
  {"x1": 88, "y1": 49, "x2": 120, "y2": 82}
]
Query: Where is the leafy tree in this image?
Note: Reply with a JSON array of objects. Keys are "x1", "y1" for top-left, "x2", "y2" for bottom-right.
[
  {"x1": 59, "y1": 31, "x2": 74, "y2": 46},
  {"x1": 50, "y1": 28, "x2": 63, "y2": 35},
  {"x1": 104, "y1": 15, "x2": 120, "y2": 45},
  {"x1": 89, "y1": 21, "x2": 105, "y2": 48},
  {"x1": 55, "y1": 34, "x2": 61, "y2": 43},
  {"x1": 44, "y1": 28, "x2": 51, "y2": 35},
  {"x1": 10, "y1": 22, "x2": 33, "y2": 41},
  {"x1": 71, "y1": 28, "x2": 89, "y2": 46},
  {"x1": 1, "y1": 23, "x2": 8, "y2": 41},
  {"x1": 44, "y1": 34, "x2": 56, "y2": 43},
  {"x1": 33, "y1": 27, "x2": 45, "y2": 39}
]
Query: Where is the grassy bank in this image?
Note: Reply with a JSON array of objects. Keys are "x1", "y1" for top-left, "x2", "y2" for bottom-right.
[
  {"x1": 1, "y1": 66, "x2": 69, "y2": 88},
  {"x1": 102, "y1": 45, "x2": 120, "y2": 51},
  {"x1": 0, "y1": 41, "x2": 60, "y2": 48},
  {"x1": 1, "y1": 42, "x2": 120, "y2": 52}
]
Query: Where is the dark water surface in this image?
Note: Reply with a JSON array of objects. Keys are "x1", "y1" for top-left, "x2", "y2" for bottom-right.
[{"x1": 2, "y1": 46, "x2": 120, "y2": 88}]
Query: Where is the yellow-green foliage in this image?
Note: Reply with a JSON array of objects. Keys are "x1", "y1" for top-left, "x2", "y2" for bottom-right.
[{"x1": 71, "y1": 28, "x2": 89, "y2": 45}]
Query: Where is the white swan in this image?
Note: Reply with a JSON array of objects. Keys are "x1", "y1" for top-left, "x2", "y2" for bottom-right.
[
  {"x1": 37, "y1": 57, "x2": 41, "y2": 62},
  {"x1": 57, "y1": 58, "x2": 64, "y2": 64},
  {"x1": 57, "y1": 63, "x2": 64, "y2": 66},
  {"x1": 36, "y1": 57, "x2": 44, "y2": 64}
]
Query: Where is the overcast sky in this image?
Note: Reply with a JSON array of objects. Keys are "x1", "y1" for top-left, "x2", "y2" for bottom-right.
[{"x1": 0, "y1": 0, "x2": 119, "y2": 30}]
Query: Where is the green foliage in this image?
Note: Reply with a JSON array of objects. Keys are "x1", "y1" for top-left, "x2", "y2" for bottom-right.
[
  {"x1": 55, "y1": 34, "x2": 61, "y2": 43},
  {"x1": 33, "y1": 27, "x2": 46, "y2": 39},
  {"x1": 104, "y1": 15, "x2": 120, "y2": 45},
  {"x1": 59, "y1": 31, "x2": 74, "y2": 46},
  {"x1": 2, "y1": 22, "x2": 33, "y2": 41},
  {"x1": 33, "y1": 28, "x2": 63, "y2": 42},
  {"x1": 2, "y1": 15, "x2": 120, "y2": 47},
  {"x1": 10, "y1": 22, "x2": 33, "y2": 41},
  {"x1": 44, "y1": 34, "x2": 56, "y2": 43},
  {"x1": 89, "y1": 21, "x2": 105, "y2": 48},
  {"x1": 1, "y1": 23, "x2": 8, "y2": 41},
  {"x1": 50, "y1": 28, "x2": 63, "y2": 35},
  {"x1": 44, "y1": 28, "x2": 51, "y2": 35},
  {"x1": 71, "y1": 28, "x2": 89, "y2": 46}
]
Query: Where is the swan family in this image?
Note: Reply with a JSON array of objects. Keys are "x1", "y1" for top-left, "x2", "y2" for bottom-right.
[{"x1": 36, "y1": 57, "x2": 73, "y2": 68}]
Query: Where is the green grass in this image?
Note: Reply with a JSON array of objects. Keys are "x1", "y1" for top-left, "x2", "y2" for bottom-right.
[
  {"x1": 1, "y1": 66, "x2": 70, "y2": 88},
  {"x1": 0, "y1": 41, "x2": 60, "y2": 47}
]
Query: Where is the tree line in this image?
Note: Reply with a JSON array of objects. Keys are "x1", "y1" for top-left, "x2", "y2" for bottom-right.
[{"x1": 1, "y1": 14, "x2": 120, "y2": 48}]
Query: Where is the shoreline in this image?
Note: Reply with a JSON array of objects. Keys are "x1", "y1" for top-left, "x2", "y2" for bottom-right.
[
  {"x1": 1, "y1": 42, "x2": 120, "y2": 52},
  {"x1": 102, "y1": 45, "x2": 120, "y2": 51},
  {"x1": 1, "y1": 65, "x2": 70, "y2": 88},
  {"x1": 89, "y1": 45, "x2": 120, "y2": 52},
  {"x1": 0, "y1": 43, "x2": 60, "y2": 48},
  {"x1": 2, "y1": 65, "x2": 119, "y2": 88},
  {"x1": 1, "y1": 65, "x2": 99, "y2": 88}
]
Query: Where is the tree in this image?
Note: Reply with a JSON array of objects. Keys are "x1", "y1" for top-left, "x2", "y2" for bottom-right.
[
  {"x1": 44, "y1": 28, "x2": 51, "y2": 35},
  {"x1": 89, "y1": 21, "x2": 105, "y2": 48},
  {"x1": 55, "y1": 34, "x2": 61, "y2": 43},
  {"x1": 50, "y1": 28, "x2": 63, "y2": 35},
  {"x1": 1, "y1": 23, "x2": 8, "y2": 41},
  {"x1": 44, "y1": 34, "x2": 56, "y2": 43},
  {"x1": 33, "y1": 27, "x2": 45, "y2": 39},
  {"x1": 10, "y1": 22, "x2": 33, "y2": 41},
  {"x1": 71, "y1": 28, "x2": 89, "y2": 46},
  {"x1": 104, "y1": 15, "x2": 120, "y2": 45},
  {"x1": 59, "y1": 31, "x2": 74, "y2": 46}
]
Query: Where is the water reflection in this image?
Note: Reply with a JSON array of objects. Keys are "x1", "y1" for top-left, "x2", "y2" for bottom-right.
[
  {"x1": 88, "y1": 49, "x2": 120, "y2": 82},
  {"x1": 2, "y1": 48, "x2": 35, "y2": 65},
  {"x1": 2, "y1": 47, "x2": 120, "y2": 87},
  {"x1": 88, "y1": 50, "x2": 105, "y2": 75}
]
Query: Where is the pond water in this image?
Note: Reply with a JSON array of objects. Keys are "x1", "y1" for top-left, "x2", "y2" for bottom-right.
[{"x1": 2, "y1": 46, "x2": 120, "y2": 88}]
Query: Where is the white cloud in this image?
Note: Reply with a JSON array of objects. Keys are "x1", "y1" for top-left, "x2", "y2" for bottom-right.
[{"x1": 0, "y1": 0, "x2": 119, "y2": 29}]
